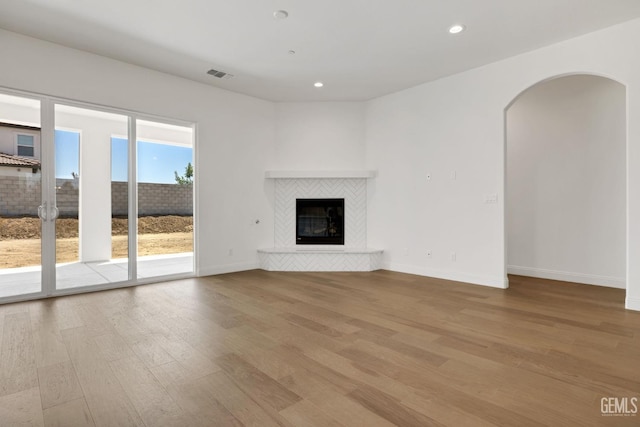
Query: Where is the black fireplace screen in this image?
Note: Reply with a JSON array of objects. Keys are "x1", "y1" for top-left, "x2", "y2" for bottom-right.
[{"x1": 296, "y1": 198, "x2": 344, "y2": 245}]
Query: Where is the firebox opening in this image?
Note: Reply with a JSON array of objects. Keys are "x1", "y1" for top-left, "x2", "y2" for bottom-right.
[{"x1": 296, "y1": 198, "x2": 344, "y2": 245}]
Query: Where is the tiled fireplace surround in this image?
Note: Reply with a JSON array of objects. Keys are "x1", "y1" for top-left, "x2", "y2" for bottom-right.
[{"x1": 258, "y1": 174, "x2": 383, "y2": 271}]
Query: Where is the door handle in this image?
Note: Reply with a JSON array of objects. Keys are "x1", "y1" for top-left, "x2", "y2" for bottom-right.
[
  {"x1": 38, "y1": 202, "x2": 48, "y2": 221},
  {"x1": 50, "y1": 205, "x2": 60, "y2": 221}
]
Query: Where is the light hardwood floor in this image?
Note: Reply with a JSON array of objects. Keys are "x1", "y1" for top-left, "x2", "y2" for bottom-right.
[{"x1": 0, "y1": 270, "x2": 638, "y2": 426}]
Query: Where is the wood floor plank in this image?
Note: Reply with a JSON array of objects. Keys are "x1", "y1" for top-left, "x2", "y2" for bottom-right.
[
  {"x1": 216, "y1": 352, "x2": 302, "y2": 412},
  {"x1": 130, "y1": 334, "x2": 176, "y2": 368},
  {"x1": 281, "y1": 313, "x2": 346, "y2": 338},
  {"x1": 49, "y1": 301, "x2": 84, "y2": 331},
  {"x1": 0, "y1": 312, "x2": 38, "y2": 397},
  {"x1": 235, "y1": 344, "x2": 298, "y2": 383},
  {"x1": 61, "y1": 327, "x2": 144, "y2": 427},
  {"x1": 150, "y1": 333, "x2": 221, "y2": 380},
  {"x1": 278, "y1": 370, "x2": 396, "y2": 427},
  {"x1": 37, "y1": 360, "x2": 83, "y2": 409},
  {"x1": 347, "y1": 384, "x2": 446, "y2": 427},
  {"x1": 30, "y1": 326, "x2": 70, "y2": 369},
  {"x1": 70, "y1": 305, "x2": 114, "y2": 337},
  {"x1": 149, "y1": 360, "x2": 192, "y2": 388},
  {"x1": 43, "y1": 398, "x2": 95, "y2": 427},
  {"x1": 109, "y1": 355, "x2": 191, "y2": 426},
  {"x1": 166, "y1": 378, "x2": 244, "y2": 427},
  {"x1": 273, "y1": 300, "x2": 361, "y2": 335},
  {"x1": 1, "y1": 270, "x2": 638, "y2": 426},
  {"x1": 92, "y1": 332, "x2": 136, "y2": 362},
  {"x1": 279, "y1": 399, "x2": 346, "y2": 427},
  {"x1": 0, "y1": 386, "x2": 44, "y2": 426},
  {"x1": 104, "y1": 312, "x2": 151, "y2": 344},
  {"x1": 202, "y1": 371, "x2": 285, "y2": 427},
  {"x1": 29, "y1": 305, "x2": 70, "y2": 368}
]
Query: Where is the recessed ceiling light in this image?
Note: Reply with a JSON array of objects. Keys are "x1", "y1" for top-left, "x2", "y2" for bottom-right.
[
  {"x1": 273, "y1": 10, "x2": 288, "y2": 19},
  {"x1": 449, "y1": 24, "x2": 465, "y2": 34},
  {"x1": 314, "y1": 82, "x2": 324, "y2": 88}
]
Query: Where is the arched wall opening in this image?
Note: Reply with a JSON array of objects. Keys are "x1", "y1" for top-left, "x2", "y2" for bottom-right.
[{"x1": 503, "y1": 74, "x2": 627, "y2": 291}]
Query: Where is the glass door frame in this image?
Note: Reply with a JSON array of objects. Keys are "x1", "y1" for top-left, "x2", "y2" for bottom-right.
[
  {"x1": 0, "y1": 86, "x2": 197, "y2": 304},
  {"x1": 0, "y1": 88, "x2": 48, "y2": 301},
  {"x1": 41, "y1": 97, "x2": 56, "y2": 297}
]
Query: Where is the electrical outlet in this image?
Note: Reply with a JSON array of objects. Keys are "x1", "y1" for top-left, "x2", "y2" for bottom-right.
[
  {"x1": 450, "y1": 251, "x2": 456, "y2": 262},
  {"x1": 484, "y1": 193, "x2": 498, "y2": 204}
]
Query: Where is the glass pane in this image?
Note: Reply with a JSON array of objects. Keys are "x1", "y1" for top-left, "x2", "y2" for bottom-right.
[
  {"x1": 17, "y1": 145, "x2": 35, "y2": 156},
  {"x1": 17, "y1": 134, "x2": 35, "y2": 146},
  {"x1": 136, "y1": 119, "x2": 193, "y2": 278},
  {"x1": 0, "y1": 93, "x2": 42, "y2": 298},
  {"x1": 54, "y1": 104, "x2": 129, "y2": 289},
  {"x1": 111, "y1": 136, "x2": 128, "y2": 264}
]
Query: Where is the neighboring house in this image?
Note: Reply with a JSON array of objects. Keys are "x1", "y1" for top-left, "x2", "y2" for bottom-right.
[{"x1": 0, "y1": 121, "x2": 41, "y2": 175}]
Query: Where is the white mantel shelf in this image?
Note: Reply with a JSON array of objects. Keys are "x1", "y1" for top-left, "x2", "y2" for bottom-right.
[{"x1": 265, "y1": 170, "x2": 377, "y2": 179}]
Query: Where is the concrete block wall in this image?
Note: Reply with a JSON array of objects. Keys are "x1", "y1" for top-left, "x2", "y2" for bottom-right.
[
  {"x1": 0, "y1": 174, "x2": 41, "y2": 216},
  {"x1": 0, "y1": 176, "x2": 192, "y2": 217},
  {"x1": 56, "y1": 179, "x2": 80, "y2": 216},
  {"x1": 140, "y1": 182, "x2": 193, "y2": 216},
  {"x1": 114, "y1": 182, "x2": 193, "y2": 216},
  {"x1": 111, "y1": 181, "x2": 128, "y2": 216}
]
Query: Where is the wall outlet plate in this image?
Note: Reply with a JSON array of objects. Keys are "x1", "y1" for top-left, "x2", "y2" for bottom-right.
[{"x1": 484, "y1": 193, "x2": 498, "y2": 204}]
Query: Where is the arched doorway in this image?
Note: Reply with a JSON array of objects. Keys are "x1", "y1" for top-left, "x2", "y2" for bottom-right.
[{"x1": 504, "y1": 74, "x2": 626, "y2": 291}]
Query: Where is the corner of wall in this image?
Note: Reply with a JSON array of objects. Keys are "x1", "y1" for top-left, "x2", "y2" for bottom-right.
[
  {"x1": 197, "y1": 262, "x2": 260, "y2": 277},
  {"x1": 382, "y1": 262, "x2": 508, "y2": 289},
  {"x1": 625, "y1": 297, "x2": 640, "y2": 311}
]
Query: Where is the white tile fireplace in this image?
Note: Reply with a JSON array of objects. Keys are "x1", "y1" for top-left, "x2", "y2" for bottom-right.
[{"x1": 258, "y1": 171, "x2": 383, "y2": 271}]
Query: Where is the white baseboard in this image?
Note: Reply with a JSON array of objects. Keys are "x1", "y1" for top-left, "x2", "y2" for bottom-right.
[
  {"x1": 507, "y1": 265, "x2": 625, "y2": 289},
  {"x1": 197, "y1": 261, "x2": 259, "y2": 277},
  {"x1": 625, "y1": 297, "x2": 640, "y2": 311},
  {"x1": 383, "y1": 262, "x2": 508, "y2": 289}
]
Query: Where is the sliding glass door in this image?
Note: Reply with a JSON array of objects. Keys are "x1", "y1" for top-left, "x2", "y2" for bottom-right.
[
  {"x1": 0, "y1": 89, "x2": 194, "y2": 303},
  {"x1": 0, "y1": 93, "x2": 43, "y2": 298},
  {"x1": 136, "y1": 119, "x2": 194, "y2": 278},
  {"x1": 54, "y1": 104, "x2": 130, "y2": 290}
]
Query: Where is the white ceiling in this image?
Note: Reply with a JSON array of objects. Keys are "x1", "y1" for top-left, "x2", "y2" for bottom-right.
[{"x1": 1, "y1": 0, "x2": 640, "y2": 102}]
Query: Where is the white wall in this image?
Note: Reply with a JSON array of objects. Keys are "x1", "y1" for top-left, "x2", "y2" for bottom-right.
[
  {"x1": 0, "y1": 28, "x2": 276, "y2": 275},
  {"x1": 506, "y1": 76, "x2": 626, "y2": 288},
  {"x1": 0, "y1": 93, "x2": 40, "y2": 127},
  {"x1": 365, "y1": 18, "x2": 640, "y2": 310},
  {"x1": 0, "y1": 126, "x2": 40, "y2": 159},
  {"x1": 274, "y1": 102, "x2": 365, "y2": 170}
]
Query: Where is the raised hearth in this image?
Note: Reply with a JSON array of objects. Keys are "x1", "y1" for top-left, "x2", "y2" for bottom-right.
[{"x1": 258, "y1": 247, "x2": 383, "y2": 272}]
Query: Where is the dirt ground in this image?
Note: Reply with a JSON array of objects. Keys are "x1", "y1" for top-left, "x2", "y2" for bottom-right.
[
  {"x1": 0, "y1": 216, "x2": 193, "y2": 269},
  {"x1": 0, "y1": 215, "x2": 192, "y2": 239}
]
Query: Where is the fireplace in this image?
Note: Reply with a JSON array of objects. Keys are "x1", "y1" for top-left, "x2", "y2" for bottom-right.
[{"x1": 296, "y1": 198, "x2": 344, "y2": 245}]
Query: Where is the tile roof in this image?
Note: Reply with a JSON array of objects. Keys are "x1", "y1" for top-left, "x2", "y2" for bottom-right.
[{"x1": 0, "y1": 152, "x2": 41, "y2": 168}]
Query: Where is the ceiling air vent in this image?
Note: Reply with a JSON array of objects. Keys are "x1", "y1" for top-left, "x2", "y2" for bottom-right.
[{"x1": 207, "y1": 68, "x2": 234, "y2": 79}]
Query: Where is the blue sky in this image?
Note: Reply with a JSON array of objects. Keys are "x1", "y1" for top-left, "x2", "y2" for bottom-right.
[{"x1": 55, "y1": 131, "x2": 193, "y2": 184}]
